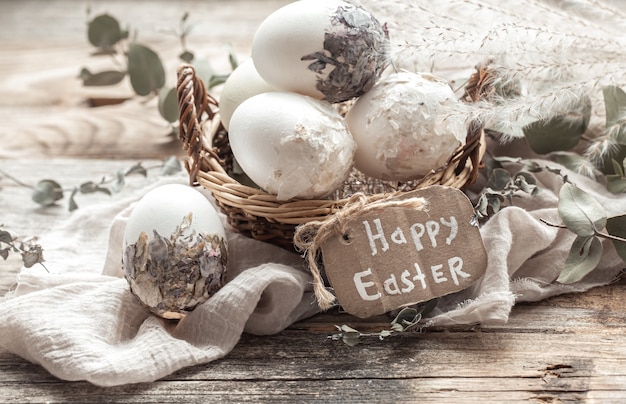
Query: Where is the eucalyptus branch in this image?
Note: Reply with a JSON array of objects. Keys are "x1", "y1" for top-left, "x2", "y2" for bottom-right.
[{"x1": 540, "y1": 218, "x2": 626, "y2": 244}]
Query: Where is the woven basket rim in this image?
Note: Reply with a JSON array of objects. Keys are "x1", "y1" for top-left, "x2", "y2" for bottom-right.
[{"x1": 176, "y1": 63, "x2": 486, "y2": 233}]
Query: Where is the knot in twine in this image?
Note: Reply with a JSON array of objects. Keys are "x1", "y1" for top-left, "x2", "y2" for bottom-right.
[{"x1": 293, "y1": 192, "x2": 427, "y2": 311}]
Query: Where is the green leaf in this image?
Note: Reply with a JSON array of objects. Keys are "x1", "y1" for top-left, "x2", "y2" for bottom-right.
[
  {"x1": 87, "y1": 14, "x2": 122, "y2": 49},
  {"x1": 69, "y1": 188, "x2": 79, "y2": 212},
  {"x1": 191, "y1": 58, "x2": 215, "y2": 86},
  {"x1": 558, "y1": 183, "x2": 607, "y2": 237},
  {"x1": 112, "y1": 169, "x2": 125, "y2": 193},
  {"x1": 161, "y1": 156, "x2": 182, "y2": 176},
  {"x1": 488, "y1": 168, "x2": 512, "y2": 190},
  {"x1": 606, "y1": 176, "x2": 626, "y2": 194},
  {"x1": 606, "y1": 215, "x2": 626, "y2": 262},
  {"x1": 603, "y1": 85, "x2": 626, "y2": 125},
  {"x1": 127, "y1": 43, "x2": 166, "y2": 96},
  {"x1": 558, "y1": 235, "x2": 603, "y2": 283},
  {"x1": 0, "y1": 247, "x2": 9, "y2": 260},
  {"x1": 158, "y1": 87, "x2": 179, "y2": 123},
  {"x1": 21, "y1": 245, "x2": 44, "y2": 268},
  {"x1": 523, "y1": 97, "x2": 591, "y2": 154},
  {"x1": 612, "y1": 158, "x2": 626, "y2": 177},
  {"x1": 125, "y1": 162, "x2": 148, "y2": 177},
  {"x1": 179, "y1": 50, "x2": 194, "y2": 63},
  {"x1": 79, "y1": 181, "x2": 112, "y2": 196},
  {"x1": 80, "y1": 69, "x2": 126, "y2": 87},
  {"x1": 32, "y1": 180, "x2": 63, "y2": 206},
  {"x1": 0, "y1": 230, "x2": 13, "y2": 244},
  {"x1": 208, "y1": 74, "x2": 229, "y2": 89},
  {"x1": 339, "y1": 325, "x2": 361, "y2": 347}
]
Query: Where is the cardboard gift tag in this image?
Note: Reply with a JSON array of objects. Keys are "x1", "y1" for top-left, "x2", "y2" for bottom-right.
[{"x1": 319, "y1": 186, "x2": 487, "y2": 318}]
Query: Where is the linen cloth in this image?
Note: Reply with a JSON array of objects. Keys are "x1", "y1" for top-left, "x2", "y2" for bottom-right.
[{"x1": 1, "y1": 161, "x2": 624, "y2": 386}]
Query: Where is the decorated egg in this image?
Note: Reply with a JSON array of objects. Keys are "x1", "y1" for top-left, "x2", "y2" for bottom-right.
[
  {"x1": 228, "y1": 91, "x2": 356, "y2": 200},
  {"x1": 218, "y1": 58, "x2": 277, "y2": 131},
  {"x1": 345, "y1": 71, "x2": 468, "y2": 181},
  {"x1": 251, "y1": 0, "x2": 389, "y2": 103},
  {"x1": 123, "y1": 183, "x2": 228, "y2": 319}
]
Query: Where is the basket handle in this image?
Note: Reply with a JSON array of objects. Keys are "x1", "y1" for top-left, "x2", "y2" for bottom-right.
[{"x1": 176, "y1": 64, "x2": 220, "y2": 184}]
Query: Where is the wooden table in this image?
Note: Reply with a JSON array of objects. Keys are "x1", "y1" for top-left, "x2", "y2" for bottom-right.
[{"x1": 1, "y1": 1, "x2": 626, "y2": 402}]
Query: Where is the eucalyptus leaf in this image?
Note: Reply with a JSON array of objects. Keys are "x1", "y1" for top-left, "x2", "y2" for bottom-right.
[
  {"x1": 161, "y1": 156, "x2": 182, "y2": 175},
  {"x1": 127, "y1": 43, "x2": 166, "y2": 96},
  {"x1": 191, "y1": 58, "x2": 215, "y2": 87},
  {"x1": 0, "y1": 230, "x2": 13, "y2": 244},
  {"x1": 558, "y1": 183, "x2": 607, "y2": 237},
  {"x1": 69, "y1": 188, "x2": 79, "y2": 212},
  {"x1": 22, "y1": 245, "x2": 45, "y2": 268},
  {"x1": 551, "y1": 152, "x2": 592, "y2": 176},
  {"x1": 79, "y1": 181, "x2": 112, "y2": 196},
  {"x1": 612, "y1": 158, "x2": 625, "y2": 177},
  {"x1": 125, "y1": 162, "x2": 148, "y2": 177},
  {"x1": 32, "y1": 180, "x2": 63, "y2": 206},
  {"x1": 606, "y1": 215, "x2": 626, "y2": 262},
  {"x1": 523, "y1": 97, "x2": 591, "y2": 154},
  {"x1": 81, "y1": 69, "x2": 126, "y2": 87},
  {"x1": 158, "y1": 87, "x2": 179, "y2": 123},
  {"x1": 488, "y1": 168, "x2": 512, "y2": 190},
  {"x1": 208, "y1": 74, "x2": 229, "y2": 89},
  {"x1": 88, "y1": 14, "x2": 123, "y2": 50},
  {"x1": 606, "y1": 176, "x2": 626, "y2": 194},
  {"x1": 179, "y1": 50, "x2": 194, "y2": 63},
  {"x1": 557, "y1": 235, "x2": 603, "y2": 283},
  {"x1": 112, "y1": 169, "x2": 126, "y2": 193},
  {"x1": 602, "y1": 85, "x2": 626, "y2": 125}
]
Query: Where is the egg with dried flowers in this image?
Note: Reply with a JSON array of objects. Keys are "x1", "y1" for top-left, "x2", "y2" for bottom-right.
[
  {"x1": 251, "y1": 0, "x2": 389, "y2": 103},
  {"x1": 345, "y1": 71, "x2": 468, "y2": 181},
  {"x1": 123, "y1": 184, "x2": 228, "y2": 319}
]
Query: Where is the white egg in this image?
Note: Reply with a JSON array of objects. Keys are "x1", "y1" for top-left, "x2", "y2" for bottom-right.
[
  {"x1": 345, "y1": 71, "x2": 468, "y2": 181},
  {"x1": 228, "y1": 91, "x2": 356, "y2": 201},
  {"x1": 251, "y1": 0, "x2": 389, "y2": 103},
  {"x1": 218, "y1": 58, "x2": 277, "y2": 131},
  {"x1": 123, "y1": 183, "x2": 228, "y2": 319}
]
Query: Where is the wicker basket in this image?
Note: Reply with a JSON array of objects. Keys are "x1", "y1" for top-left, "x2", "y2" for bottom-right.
[{"x1": 176, "y1": 64, "x2": 486, "y2": 250}]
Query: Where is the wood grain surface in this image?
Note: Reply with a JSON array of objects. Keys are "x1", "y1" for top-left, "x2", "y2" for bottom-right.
[{"x1": 1, "y1": 1, "x2": 626, "y2": 402}]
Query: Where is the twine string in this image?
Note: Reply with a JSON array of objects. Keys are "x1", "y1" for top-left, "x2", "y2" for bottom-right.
[{"x1": 293, "y1": 193, "x2": 427, "y2": 311}]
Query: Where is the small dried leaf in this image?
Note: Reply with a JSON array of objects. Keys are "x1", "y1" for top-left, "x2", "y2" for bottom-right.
[
  {"x1": 179, "y1": 50, "x2": 194, "y2": 63},
  {"x1": 606, "y1": 215, "x2": 626, "y2": 262},
  {"x1": 558, "y1": 183, "x2": 607, "y2": 237},
  {"x1": 22, "y1": 244, "x2": 45, "y2": 268},
  {"x1": 32, "y1": 180, "x2": 63, "y2": 206},
  {"x1": 161, "y1": 156, "x2": 182, "y2": 176},
  {"x1": 125, "y1": 162, "x2": 148, "y2": 177},
  {"x1": 558, "y1": 236, "x2": 603, "y2": 283},
  {"x1": 0, "y1": 230, "x2": 13, "y2": 244},
  {"x1": 158, "y1": 87, "x2": 179, "y2": 123},
  {"x1": 607, "y1": 176, "x2": 626, "y2": 194},
  {"x1": 88, "y1": 14, "x2": 122, "y2": 49},
  {"x1": 603, "y1": 85, "x2": 626, "y2": 125},
  {"x1": 69, "y1": 188, "x2": 79, "y2": 211},
  {"x1": 81, "y1": 69, "x2": 126, "y2": 86},
  {"x1": 523, "y1": 97, "x2": 591, "y2": 154},
  {"x1": 112, "y1": 169, "x2": 126, "y2": 193},
  {"x1": 488, "y1": 168, "x2": 512, "y2": 190},
  {"x1": 127, "y1": 43, "x2": 166, "y2": 96},
  {"x1": 0, "y1": 247, "x2": 9, "y2": 260},
  {"x1": 341, "y1": 331, "x2": 361, "y2": 347}
]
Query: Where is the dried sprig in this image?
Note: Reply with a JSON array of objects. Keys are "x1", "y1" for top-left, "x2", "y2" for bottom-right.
[
  {"x1": 0, "y1": 227, "x2": 47, "y2": 271},
  {"x1": 0, "y1": 156, "x2": 181, "y2": 211},
  {"x1": 329, "y1": 300, "x2": 437, "y2": 346}
]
